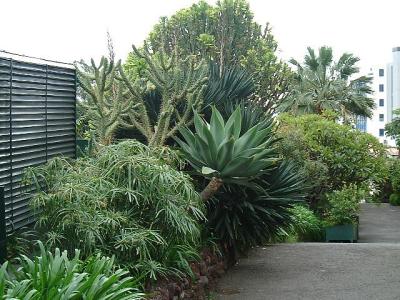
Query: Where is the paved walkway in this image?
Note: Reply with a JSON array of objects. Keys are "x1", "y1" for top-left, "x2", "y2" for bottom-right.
[
  {"x1": 358, "y1": 203, "x2": 400, "y2": 242},
  {"x1": 216, "y1": 203, "x2": 400, "y2": 300}
]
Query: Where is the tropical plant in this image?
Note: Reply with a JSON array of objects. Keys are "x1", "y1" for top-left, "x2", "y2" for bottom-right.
[
  {"x1": 385, "y1": 108, "x2": 400, "y2": 150},
  {"x1": 286, "y1": 204, "x2": 323, "y2": 242},
  {"x1": 325, "y1": 184, "x2": 367, "y2": 226},
  {"x1": 389, "y1": 193, "x2": 400, "y2": 206},
  {"x1": 202, "y1": 62, "x2": 255, "y2": 111},
  {"x1": 280, "y1": 46, "x2": 375, "y2": 121},
  {"x1": 175, "y1": 106, "x2": 278, "y2": 201},
  {"x1": 118, "y1": 45, "x2": 208, "y2": 146},
  {"x1": 277, "y1": 113, "x2": 388, "y2": 207},
  {"x1": 145, "y1": 0, "x2": 291, "y2": 110},
  {"x1": 6, "y1": 228, "x2": 37, "y2": 261},
  {"x1": 77, "y1": 58, "x2": 131, "y2": 145},
  {"x1": 207, "y1": 161, "x2": 305, "y2": 259},
  {"x1": 78, "y1": 45, "x2": 208, "y2": 147},
  {"x1": 0, "y1": 241, "x2": 143, "y2": 299},
  {"x1": 388, "y1": 158, "x2": 400, "y2": 197},
  {"x1": 24, "y1": 140, "x2": 204, "y2": 282}
]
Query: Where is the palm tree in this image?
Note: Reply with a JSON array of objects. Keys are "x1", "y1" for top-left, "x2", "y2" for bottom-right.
[{"x1": 280, "y1": 46, "x2": 375, "y2": 121}]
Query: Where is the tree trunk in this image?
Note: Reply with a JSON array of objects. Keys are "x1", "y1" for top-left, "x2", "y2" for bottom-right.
[{"x1": 200, "y1": 177, "x2": 223, "y2": 202}]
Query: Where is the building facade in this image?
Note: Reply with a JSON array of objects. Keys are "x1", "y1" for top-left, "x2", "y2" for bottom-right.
[{"x1": 363, "y1": 47, "x2": 400, "y2": 146}]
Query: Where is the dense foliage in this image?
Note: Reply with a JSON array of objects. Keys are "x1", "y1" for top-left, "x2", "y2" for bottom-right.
[
  {"x1": 207, "y1": 162, "x2": 305, "y2": 256},
  {"x1": 280, "y1": 46, "x2": 375, "y2": 121},
  {"x1": 389, "y1": 193, "x2": 400, "y2": 206},
  {"x1": 277, "y1": 113, "x2": 388, "y2": 207},
  {"x1": 286, "y1": 204, "x2": 323, "y2": 242},
  {"x1": 25, "y1": 141, "x2": 205, "y2": 282},
  {"x1": 77, "y1": 47, "x2": 208, "y2": 146},
  {"x1": 325, "y1": 184, "x2": 367, "y2": 226},
  {"x1": 0, "y1": 242, "x2": 143, "y2": 299},
  {"x1": 385, "y1": 108, "x2": 400, "y2": 149},
  {"x1": 143, "y1": 0, "x2": 292, "y2": 110},
  {"x1": 19, "y1": 1, "x2": 389, "y2": 295}
]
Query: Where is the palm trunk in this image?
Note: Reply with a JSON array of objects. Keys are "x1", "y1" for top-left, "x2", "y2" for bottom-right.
[{"x1": 201, "y1": 177, "x2": 223, "y2": 202}]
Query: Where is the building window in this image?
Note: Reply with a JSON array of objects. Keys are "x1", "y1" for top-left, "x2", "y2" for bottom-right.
[
  {"x1": 379, "y1": 129, "x2": 385, "y2": 137},
  {"x1": 379, "y1": 84, "x2": 384, "y2": 92},
  {"x1": 379, "y1": 114, "x2": 384, "y2": 121},
  {"x1": 379, "y1": 99, "x2": 384, "y2": 106},
  {"x1": 379, "y1": 69, "x2": 384, "y2": 77},
  {"x1": 355, "y1": 115, "x2": 367, "y2": 132}
]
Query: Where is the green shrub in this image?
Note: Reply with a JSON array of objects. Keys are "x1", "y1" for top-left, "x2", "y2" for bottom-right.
[
  {"x1": 287, "y1": 204, "x2": 323, "y2": 242},
  {"x1": 24, "y1": 140, "x2": 205, "y2": 282},
  {"x1": 0, "y1": 241, "x2": 143, "y2": 299},
  {"x1": 388, "y1": 159, "x2": 400, "y2": 193},
  {"x1": 325, "y1": 184, "x2": 367, "y2": 226},
  {"x1": 277, "y1": 114, "x2": 389, "y2": 207},
  {"x1": 389, "y1": 193, "x2": 400, "y2": 206}
]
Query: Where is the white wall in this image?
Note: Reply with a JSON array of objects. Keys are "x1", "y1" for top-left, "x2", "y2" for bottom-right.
[{"x1": 366, "y1": 67, "x2": 395, "y2": 145}]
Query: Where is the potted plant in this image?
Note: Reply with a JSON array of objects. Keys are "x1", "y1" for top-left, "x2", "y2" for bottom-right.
[{"x1": 324, "y1": 184, "x2": 366, "y2": 242}]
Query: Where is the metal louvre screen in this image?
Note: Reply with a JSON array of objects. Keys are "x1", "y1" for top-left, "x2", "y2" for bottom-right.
[{"x1": 0, "y1": 56, "x2": 76, "y2": 231}]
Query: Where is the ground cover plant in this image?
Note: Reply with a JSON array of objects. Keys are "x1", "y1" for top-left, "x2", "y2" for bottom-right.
[
  {"x1": 25, "y1": 141, "x2": 205, "y2": 284},
  {"x1": 0, "y1": 241, "x2": 143, "y2": 300}
]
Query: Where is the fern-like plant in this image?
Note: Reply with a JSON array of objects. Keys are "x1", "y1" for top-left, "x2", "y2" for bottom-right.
[{"x1": 25, "y1": 141, "x2": 205, "y2": 283}]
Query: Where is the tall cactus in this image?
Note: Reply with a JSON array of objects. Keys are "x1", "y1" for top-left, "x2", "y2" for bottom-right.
[
  {"x1": 78, "y1": 45, "x2": 208, "y2": 147},
  {"x1": 77, "y1": 58, "x2": 135, "y2": 145},
  {"x1": 119, "y1": 43, "x2": 208, "y2": 147}
]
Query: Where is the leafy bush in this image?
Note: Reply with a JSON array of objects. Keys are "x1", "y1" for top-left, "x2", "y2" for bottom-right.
[
  {"x1": 325, "y1": 184, "x2": 367, "y2": 226},
  {"x1": 0, "y1": 241, "x2": 143, "y2": 299},
  {"x1": 25, "y1": 140, "x2": 205, "y2": 282},
  {"x1": 388, "y1": 158, "x2": 400, "y2": 193},
  {"x1": 6, "y1": 228, "x2": 37, "y2": 261},
  {"x1": 389, "y1": 193, "x2": 400, "y2": 206},
  {"x1": 277, "y1": 113, "x2": 388, "y2": 207},
  {"x1": 287, "y1": 204, "x2": 323, "y2": 242}
]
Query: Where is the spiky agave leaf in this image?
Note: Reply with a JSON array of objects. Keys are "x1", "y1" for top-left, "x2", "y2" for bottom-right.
[
  {"x1": 207, "y1": 161, "x2": 306, "y2": 258},
  {"x1": 175, "y1": 106, "x2": 278, "y2": 183}
]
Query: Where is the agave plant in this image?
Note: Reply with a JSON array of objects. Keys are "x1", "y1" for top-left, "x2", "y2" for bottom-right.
[
  {"x1": 207, "y1": 161, "x2": 306, "y2": 261},
  {"x1": 175, "y1": 106, "x2": 278, "y2": 201}
]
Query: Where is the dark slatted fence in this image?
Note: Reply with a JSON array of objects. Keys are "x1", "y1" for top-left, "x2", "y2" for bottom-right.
[{"x1": 0, "y1": 56, "x2": 76, "y2": 232}]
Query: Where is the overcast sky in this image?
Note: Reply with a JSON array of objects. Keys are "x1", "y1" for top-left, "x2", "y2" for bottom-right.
[{"x1": 1, "y1": 0, "x2": 400, "y2": 72}]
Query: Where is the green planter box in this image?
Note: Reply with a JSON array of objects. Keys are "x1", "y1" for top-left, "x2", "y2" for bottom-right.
[
  {"x1": 325, "y1": 224, "x2": 358, "y2": 243},
  {"x1": 76, "y1": 139, "x2": 89, "y2": 157}
]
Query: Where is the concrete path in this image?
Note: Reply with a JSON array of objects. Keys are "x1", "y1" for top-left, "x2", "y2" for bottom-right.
[
  {"x1": 216, "y1": 203, "x2": 400, "y2": 300},
  {"x1": 358, "y1": 203, "x2": 400, "y2": 242},
  {"x1": 216, "y1": 243, "x2": 400, "y2": 300}
]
